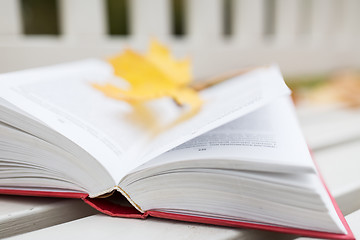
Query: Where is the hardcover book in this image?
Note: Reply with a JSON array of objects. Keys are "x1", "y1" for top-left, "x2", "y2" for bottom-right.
[{"x1": 0, "y1": 60, "x2": 354, "y2": 239}]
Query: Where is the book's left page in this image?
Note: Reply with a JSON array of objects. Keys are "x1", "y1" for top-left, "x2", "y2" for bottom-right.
[{"x1": 0, "y1": 59, "x2": 160, "y2": 196}]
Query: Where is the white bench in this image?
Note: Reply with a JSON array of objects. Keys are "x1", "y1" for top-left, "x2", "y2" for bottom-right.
[
  {"x1": 2, "y1": 105, "x2": 360, "y2": 240},
  {"x1": 1, "y1": 0, "x2": 360, "y2": 238}
]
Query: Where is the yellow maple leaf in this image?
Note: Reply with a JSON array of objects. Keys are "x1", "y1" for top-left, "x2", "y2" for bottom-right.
[{"x1": 93, "y1": 39, "x2": 202, "y2": 110}]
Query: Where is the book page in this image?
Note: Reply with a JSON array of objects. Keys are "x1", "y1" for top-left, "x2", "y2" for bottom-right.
[
  {"x1": 129, "y1": 65, "x2": 291, "y2": 172},
  {"x1": 0, "y1": 60, "x2": 143, "y2": 181},
  {"x1": 134, "y1": 96, "x2": 315, "y2": 173}
]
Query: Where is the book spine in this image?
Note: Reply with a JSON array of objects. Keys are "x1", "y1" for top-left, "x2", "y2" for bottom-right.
[{"x1": 82, "y1": 197, "x2": 147, "y2": 219}]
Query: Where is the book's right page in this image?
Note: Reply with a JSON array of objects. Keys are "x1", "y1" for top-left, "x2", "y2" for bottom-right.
[
  {"x1": 126, "y1": 65, "x2": 291, "y2": 172},
  {"x1": 133, "y1": 96, "x2": 315, "y2": 173}
]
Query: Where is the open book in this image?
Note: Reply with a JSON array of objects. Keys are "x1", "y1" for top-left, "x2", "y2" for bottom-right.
[{"x1": 0, "y1": 60, "x2": 354, "y2": 239}]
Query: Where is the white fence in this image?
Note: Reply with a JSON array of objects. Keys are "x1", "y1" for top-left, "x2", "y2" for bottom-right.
[{"x1": 0, "y1": 0, "x2": 359, "y2": 79}]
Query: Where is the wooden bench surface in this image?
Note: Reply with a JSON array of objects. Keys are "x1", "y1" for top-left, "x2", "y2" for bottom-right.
[{"x1": 2, "y1": 105, "x2": 360, "y2": 240}]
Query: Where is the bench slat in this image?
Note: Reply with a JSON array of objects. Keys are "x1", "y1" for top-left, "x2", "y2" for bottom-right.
[
  {"x1": 298, "y1": 106, "x2": 360, "y2": 150},
  {"x1": 131, "y1": 0, "x2": 170, "y2": 41},
  {"x1": 346, "y1": 209, "x2": 360, "y2": 239},
  {"x1": 0, "y1": 196, "x2": 96, "y2": 238},
  {"x1": 313, "y1": 140, "x2": 360, "y2": 215},
  {"x1": 187, "y1": 0, "x2": 222, "y2": 43},
  {"x1": 5, "y1": 213, "x2": 297, "y2": 240},
  {"x1": 274, "y1": 0, "x2": 300, "y2": 44},
  {"x1": 0, "y1": 0, "x2": 21, "y2": 41},
  {"x1": 60, "y1": 0, "x2": 106, "y2": 42},
  {"x1": 233, "y1": 0, "x2": 265, "y2": 44}
]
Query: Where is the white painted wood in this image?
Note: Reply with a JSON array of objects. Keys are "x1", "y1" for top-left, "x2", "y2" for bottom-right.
[
  {"x1": 346, "y1": 209, "x2": 360, "y2": 239},
  {"x1": 0, "y1": 196, "x2": 96, "y2": 238},
  {"x1": 0, "y1": 0, "x2": 21, "y2": 40},
  {"x1": 187, "y1": 0, "x2": 222, "y2": 43},
  {"x1": 1, "y1": 43, "x2": 360, "y2": 79},
  {"x1": 298, "y1": 107, "x2": 360, "y2": 150},
  {"x1": 59, "y1": 0, "x2": 106, "y2": 42},
  {"x1": 233, "y1": 0, "x2": 265, "y2": 44},
  {"x1": 314, "y1": 140, "x2": 360, "y2": 215},
  {"x1": 309, "y1": 0, "x2": 337, "y2": 44},
  {"x1": 6, "y1": 213, "x2": 297, "y2": 240},
  {"x1": 274, "y1": 0, "x2": 300, "y2": 44},
  {"x1": 341, "y1": 0, "x2": 360, "y2": 44},
  {"x1": 296, "y1": 0, "x2": 312, "y2": 38},
  {"x1": 131, "y1": 0, "x2": 170, "y2": 42}
]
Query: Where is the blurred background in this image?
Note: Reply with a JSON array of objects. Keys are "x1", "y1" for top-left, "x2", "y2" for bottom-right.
[{"x1": 0, "y1": 0, "x2": 360, "y2": 107}]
